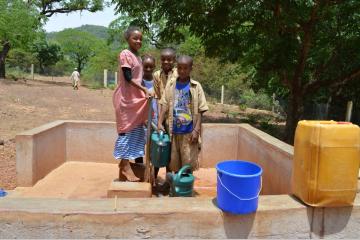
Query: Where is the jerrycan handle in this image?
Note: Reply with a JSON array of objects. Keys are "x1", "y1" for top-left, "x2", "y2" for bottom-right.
[{"x1": 159, "y1": 130, "x2": 164, "y2": 140}]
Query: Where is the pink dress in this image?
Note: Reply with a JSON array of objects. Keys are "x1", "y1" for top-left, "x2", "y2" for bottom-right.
[{"x1": 113, "y1": 49, "x2": 148, "y2": 133}]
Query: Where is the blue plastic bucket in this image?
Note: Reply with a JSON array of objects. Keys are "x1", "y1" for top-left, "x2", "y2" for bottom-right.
[{"x1": 216, "y1": 160, "x2": 262, "y2": 214}]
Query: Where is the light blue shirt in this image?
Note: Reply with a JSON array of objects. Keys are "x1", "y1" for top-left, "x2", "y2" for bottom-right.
[{"x1": 143, "y1": 79, "x2": 158, "y2": 125}]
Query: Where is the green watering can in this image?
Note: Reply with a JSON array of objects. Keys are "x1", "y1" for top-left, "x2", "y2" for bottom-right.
[
  {"x1": 167, "y1": 164, "x2": 195, "y2": 197},
  {"x1": 150, "y1": 130, "x2": 171, "y2": 168}
]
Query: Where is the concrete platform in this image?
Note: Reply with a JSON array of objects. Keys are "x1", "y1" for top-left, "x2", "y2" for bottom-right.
[
  {"x1": 14, "y1": 162, "x2": 117, "y2": 199},
  {"x1": 8, "y1": 120, "x2": 360, "y2": 238},
  {"x1": 2, "y1": 195, "x2": 360, "y2": 238},
  {"x1": 16, "y1": 121, "x2": 293, "y2": 195},
  {"x1": 107, "y1": 181, "x2": 152, "y2": 198},
  {"x1": 13, "y1": 161, "x2": 218, "y2": 199}
]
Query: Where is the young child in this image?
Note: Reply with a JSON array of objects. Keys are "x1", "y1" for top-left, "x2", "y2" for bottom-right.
[
  {"x1": 113, "y1": 26, "x2": 154, "y2": 182},
  {"x1": 153, "y1": 48, "x2": 177, "y2": 177},
  {"x1": 153, "y1": 48, "x2": 178, "y2": 102},
  {"x1": 142, "y1": 55, "x2": 158, "y2": 125},
  {"x1": 158, "y1": 55, "x2": 208, "y2": 172},
  {"x1": 141, "y1": 54, "x2": 164, "y2": 181}
]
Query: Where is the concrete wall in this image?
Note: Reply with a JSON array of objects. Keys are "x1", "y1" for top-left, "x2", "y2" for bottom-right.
[
  {"x1": 1, "y1": 195, "x2": 360, "y2": 238},
  {"x1": 200, "y1": 124, "x2": 293, "y2": 194},
  {"x1": 12, "y1": 121, "x2": 360, "y2": 238},
  {"x1": 16, "y1": 121, "x2": 66, "y2": 187},
  {"x1": 65, "y1": 121, "x2": 117, "y2": 163},
  {"x1": 16, "y1": 121, "x2": 118, "y2": 187},
  {"x1": 237, "y1": 125, "x2": 293, "y2": 195},
  {"x1": 16, "y1": 121, "x2": 293, "y2": 193},
  {"x1": 200, "y1": 124, "x2": 240, "y2": 167}
]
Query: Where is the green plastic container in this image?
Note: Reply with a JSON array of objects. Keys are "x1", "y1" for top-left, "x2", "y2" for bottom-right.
[
  {"x1": 168, "y1": 164, "x2": 195, "y2": 197},
  {"x1": 150, "y1": 131, "x2": 171, "y2": 167}
]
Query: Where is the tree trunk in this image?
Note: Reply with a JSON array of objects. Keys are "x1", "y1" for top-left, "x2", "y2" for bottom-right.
[
  {"x1": 0, "y1": 60, "x2": 5, "y2": 79},
  {"x1": 0, "y1": 41, "x2": 11, "y2": 79},
  {"x1": 77, "y1": 61, "x2": 82, "y2": 74},
  {"x1": 39, "y1": 62, "x2": 45, "y2": 74},
  {"x1": 284, "y1": 92, "x2": 303, "y2": 144},
  {"x1": 282, "y1": 3, "x2": 319, "y2": 144}
]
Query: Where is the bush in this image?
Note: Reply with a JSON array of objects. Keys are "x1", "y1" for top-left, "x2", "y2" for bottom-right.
[
  {"x1": 6, "y1": 48, "x2": 34, "y2": 72},
  {"x1": 191, "y1": 55, "x2": 248, "y2": 104},
  {"x1": 108, "y1": 84, "x2": 116, "y2": 90},
  {"x1": 240, "y1": 89, "x2": 273, "y2": 110},
  {"x1": 82, "y1": 47, "x2": 118, "y2": 84},
  {"x1": 6, "y1": 67, "x2": 27, "y2": 80},
  {"x1": 49, "y1": 59, "x2": 73, "y2": 76}
]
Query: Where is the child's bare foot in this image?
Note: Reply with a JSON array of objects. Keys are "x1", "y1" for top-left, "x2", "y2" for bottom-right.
[{"x1": 119, "y1": 160, "x2": 140, "y2": 182}]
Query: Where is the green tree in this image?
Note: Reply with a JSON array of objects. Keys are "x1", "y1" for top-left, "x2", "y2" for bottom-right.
[
  {"x1": 30, "y1": 0, "x2": 104, "y2": 19},
  {"x1": 82, "y1": 46, "x2": 118, "y2": 85},
  {"x1": 113, "y1": 0, "x2": 360, "y2": 143},
  {"x1": 54, "y1": 29, "x2": 104, "y2": 73},
  {"x1": 0, "y1": 0, "x2": 40, "y2": 78},
  {"x1": 1, "y1": 0, "x2": 105, "y2": 79},
  {"x1": 32, "y1": 35, "x2": 63, "y2": 74}
]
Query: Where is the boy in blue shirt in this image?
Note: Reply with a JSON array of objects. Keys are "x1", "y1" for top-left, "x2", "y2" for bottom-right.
[{"x1": 158, "y1": 55, "x2": 208, "y2": 172}]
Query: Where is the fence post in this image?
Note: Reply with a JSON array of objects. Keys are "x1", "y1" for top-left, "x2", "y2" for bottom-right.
[
  {"x1": 221, "y1": 85, "x2": 224, "y2": 104},
  {"x1": 104, "y1": 69, "x2": 108, "y2": 88},
  {"x1": 345, "y1": 101, "x2": 353, "y2": 122},
  {"x1": 272, "y1": 93, "x2": 276, "y2": 112},
  {"x1": 31, "y1": 64, "x2": 34, "y2": 80},
  {"x1": 115, "y1": 71, "x2": 118, "y2": 86}
]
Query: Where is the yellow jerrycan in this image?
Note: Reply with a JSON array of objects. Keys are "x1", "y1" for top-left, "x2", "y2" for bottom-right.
[{"x1": 292, "y1": 120, "x2": 360, "y2": 207}]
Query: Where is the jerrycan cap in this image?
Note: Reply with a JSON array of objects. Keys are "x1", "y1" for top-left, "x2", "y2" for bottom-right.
[{"x1": 0, "y1": 188, "x2": 7, "y2": 197}]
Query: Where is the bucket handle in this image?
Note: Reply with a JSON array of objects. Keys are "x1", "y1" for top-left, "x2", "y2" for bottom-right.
[{"x1": 217, "y1": 173, "x2": 262, "y2": 201}]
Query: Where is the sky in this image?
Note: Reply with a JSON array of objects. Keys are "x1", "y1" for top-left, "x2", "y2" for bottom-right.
[{"x1": 44, "y1": 5, "x2": 118, "y2": 33}]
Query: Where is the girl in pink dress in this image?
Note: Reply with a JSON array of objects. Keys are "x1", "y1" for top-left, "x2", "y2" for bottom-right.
[{"x1": 113, "y1": 26, "x2": 154, "y2": 182}]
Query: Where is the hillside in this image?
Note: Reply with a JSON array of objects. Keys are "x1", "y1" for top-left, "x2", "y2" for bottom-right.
[
  {"x1": 47, "y1": 24, "x2": 109, "y2": 41},
  {"x1": 46, "y1": 24, "x2": 121, "y2": 51}
]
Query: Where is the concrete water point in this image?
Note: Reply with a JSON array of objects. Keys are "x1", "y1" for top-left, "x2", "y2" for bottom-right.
[{"x1": 1, "y1": 121, "x2": 359, "y2": 238}]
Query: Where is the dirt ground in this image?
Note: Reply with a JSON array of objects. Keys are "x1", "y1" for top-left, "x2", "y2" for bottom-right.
[{"x1": 0, "y1": 77, "x2": 282, "y2": 190}]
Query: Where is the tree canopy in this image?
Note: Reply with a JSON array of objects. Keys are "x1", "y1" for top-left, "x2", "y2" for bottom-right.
[
  {"x1": 31, "y1": 0, "x2": 104, "y2": 18},
  {"x1": 54, "y1": 29, "x2": 104, "y2": 73},
  {"x1": 0, "y1": 0, "x2": 40, "y2": 78},
  {"x1": 0, "y1": 0, "x2": 105, "y2": 79},
  {"x1": 31, "y1": 35, "x2": 63, "y2": 74}
]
